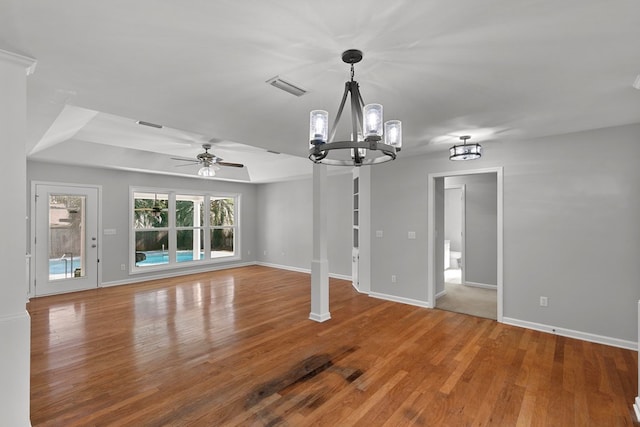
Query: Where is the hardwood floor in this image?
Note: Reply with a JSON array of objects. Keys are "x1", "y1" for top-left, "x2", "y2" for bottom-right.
[{"x1": 29, "y1": 265, "x2": 638, "y2": 426}]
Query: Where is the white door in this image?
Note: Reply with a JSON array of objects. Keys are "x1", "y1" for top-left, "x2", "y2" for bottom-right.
[{"x1": 34, "y1": 184, "x2": 99, "y2": 296}]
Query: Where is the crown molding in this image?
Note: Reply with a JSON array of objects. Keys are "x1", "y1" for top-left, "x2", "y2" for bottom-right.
[{"x1": 0, "y1": 49, "x2": 37, "y2": 75}]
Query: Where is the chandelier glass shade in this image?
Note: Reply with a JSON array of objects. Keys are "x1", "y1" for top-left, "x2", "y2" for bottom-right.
[
  {"x1": 308, "y1": 50, "x2": 402, "y2": 166},
  {"x1": 449, "y1": 135, "x2": 482, "y2": 161}
]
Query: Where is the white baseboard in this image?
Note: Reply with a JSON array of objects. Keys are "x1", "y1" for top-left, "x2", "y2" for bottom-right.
[
  {"x1": 101, "y1": 261, "x2": 256, "y2": 288},
  {"x1": 464, "y1": 281, "x2": 497, "y2": 290},
  {"x1": 255, "y1": 262, "x2": 351, "y2": 281},
  {"x1": 502, "y1": 317, "x2": 638, "y2": 351},
  {"x1": 369, "y1": 291, "x2": 433, "y2": 309},
  {"x1": 436, "y1": 289, "x2": 447, "y2": 299},
  {"x1": 309, "y1": 312, "x2": 331, "y2": 322},
  {"x1": 634, "y1": 397, "x2": 640, "y2": 422},
  {"x1": 102, "y1": 261, "x2": 351, "y2": 289}
]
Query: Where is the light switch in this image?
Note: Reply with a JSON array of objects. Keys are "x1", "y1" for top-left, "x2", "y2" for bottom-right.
[
  {"x1": 376, "y1": 230, "x2": 383, "y2": 238},
  {"x1": 408, "y1": 231, "x2": 416, "y2": 239}
]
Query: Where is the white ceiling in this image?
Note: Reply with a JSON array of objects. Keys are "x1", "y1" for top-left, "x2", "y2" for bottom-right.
[{"x1": 2, "y1": 1, "x2": 640, "y2": 182}]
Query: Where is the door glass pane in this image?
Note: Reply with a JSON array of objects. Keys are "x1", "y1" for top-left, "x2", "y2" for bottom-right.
[
  {"x1": 211, "y1": 228, "x2": 234, "y2": 258},
  {"x1": 49, "y1": 194, "x2": 86, "y2": 280},
  {"x1": 134, "y1": 230, "x2": 169, "y2": 267}
]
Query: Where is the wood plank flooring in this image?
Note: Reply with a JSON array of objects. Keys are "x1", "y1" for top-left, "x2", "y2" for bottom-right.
[{"x1": 28, "y1": 265, "x2": 638, "y2": 426}]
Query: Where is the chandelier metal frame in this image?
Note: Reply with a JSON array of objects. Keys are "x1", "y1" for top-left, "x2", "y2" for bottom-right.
[{"x1": 309, "y1": 50, "x2": 401, "y2": 166}]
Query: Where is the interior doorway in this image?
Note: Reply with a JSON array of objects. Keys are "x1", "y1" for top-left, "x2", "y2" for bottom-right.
[{"x1": 427, "y1": 167, "x2": 503, "y2": 321}]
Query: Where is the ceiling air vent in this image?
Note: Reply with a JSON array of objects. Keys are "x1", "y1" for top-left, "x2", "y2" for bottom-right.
[
  {"x1": 266, "y1": 76, "x2": 307, "y2": 97},
  {"x1": 136, "y1": 120, "x2": 163, "y2": 129}
]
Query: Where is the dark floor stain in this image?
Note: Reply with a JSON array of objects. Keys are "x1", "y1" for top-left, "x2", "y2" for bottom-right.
[
  {"x1": 245, "y1": 353, "x2": 334, "y2": 408},
  {"x1": 245, "y1": 347, "x2": 365, "y2": 414},
  {"x1": 345, "y1": 368, "x2": 363, "y2": 383}
]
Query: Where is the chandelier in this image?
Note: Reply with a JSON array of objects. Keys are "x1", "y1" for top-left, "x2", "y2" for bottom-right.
[
  {"x1": 449, "y1": 135, "x2": 482, "y2": 161},
  {"x1": 309, "y1": 49, "x2": 402, "y2": 166}
]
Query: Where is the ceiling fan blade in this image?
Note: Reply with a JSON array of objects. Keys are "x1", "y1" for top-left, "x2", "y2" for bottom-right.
[
  {"x1": 170, "y1": 156, "x2": 198, "y2": 162},
  {"x1": 174, "y1": 162, "x2": 200, "y2": 167},
  {"x1": 217, "y1": 161, "x2": 244, "y2": 168}
]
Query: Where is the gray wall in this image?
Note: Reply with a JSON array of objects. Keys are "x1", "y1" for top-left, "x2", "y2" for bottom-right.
[
  {"x1": 446, "y1": 174, "x2": 498, "y2": 286},
  {"x1": 256, "y1": 172, "x2": 352, "y2": 277},
  {"x1": 26, "y1": 122, "x2": 640, "y2": 345},
  {"x1": 371, "y1": 123, "x2": 640, "y2": 343},
  {"x1": 27, "y1": 161, "x2": 258, "y2": 284}
]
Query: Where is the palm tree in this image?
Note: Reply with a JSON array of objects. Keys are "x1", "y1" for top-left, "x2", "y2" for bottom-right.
[{"x1": 210, "y1": 198, "x2": 234, "y2": 251}]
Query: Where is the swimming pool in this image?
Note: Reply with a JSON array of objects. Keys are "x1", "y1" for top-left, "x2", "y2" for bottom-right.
[
  {"x1": 136, "y1": 250, "x2": 204, "y2": 266},
  {"x1": 49, "y1": 258, "x2": 83, "y2": 276}
]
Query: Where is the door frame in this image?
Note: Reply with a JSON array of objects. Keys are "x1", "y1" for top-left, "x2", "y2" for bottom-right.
[
  {"x1": 30, "y1": 181, "x2": 103, "y2": 297},
  {"x1": 444, "y1": 184, "x2": 466, "y2": 284},
  {"x1": 427, "y1": 167, "x2": 503, "y2": 321}
]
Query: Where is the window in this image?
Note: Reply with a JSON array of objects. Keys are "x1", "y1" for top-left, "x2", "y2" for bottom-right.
[
  {"x1": 210, "y1": 197, "x2": 235, "y2": 258},
  {"x1": 131, "y1": 189, "x2": 239, "y2": 272},
  {"x1": 176, "y1": 194, "x2": 205, "y2": 263}
]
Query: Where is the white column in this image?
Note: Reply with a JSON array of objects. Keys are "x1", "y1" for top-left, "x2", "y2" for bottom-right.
[
  {"x1": 634, "y1": 300, "x2": 640, "y2": 421},
  {"x1": 0, "y1": 48, "x2": 37, "y2": 427},
  {"x1": 193, "y1": 200, "x2": 201, "y2": 260},
  {"x1": 309, "y1": 163, "x2": 330, "y2": 322}
]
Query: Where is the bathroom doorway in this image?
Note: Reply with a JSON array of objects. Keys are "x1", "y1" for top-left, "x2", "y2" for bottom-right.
[{"x1": 427, "y1": 167, "x2": 503, "y2": 321}]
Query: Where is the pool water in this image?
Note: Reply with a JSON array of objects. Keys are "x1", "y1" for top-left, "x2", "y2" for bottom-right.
[
  {"x1": 136, "y1": 250, "x2": 204, "y2": 266},
  {"x1": 49, "y1": 258, "x2": 83, "y2": 275}
]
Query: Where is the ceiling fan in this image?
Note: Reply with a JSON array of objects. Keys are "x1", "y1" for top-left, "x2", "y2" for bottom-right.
[
  {"x1": 171, "y1": 143, "x2": 244, "y2": 176},
  {"x1": 134, "y1": 194, "x2": 165, "y2": 221}
]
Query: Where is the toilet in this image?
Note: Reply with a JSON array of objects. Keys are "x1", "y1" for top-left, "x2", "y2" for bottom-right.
[
  {"x1": 444, "y1": 240, "x2": 461, "y2": 269},
  {"x1": 449, "y1": 250, "x2": 461, "y2": 269}
]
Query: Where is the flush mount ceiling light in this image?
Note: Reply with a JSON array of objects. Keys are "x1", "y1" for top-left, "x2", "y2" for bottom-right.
[
  {"x1": 449, "y1": 135, "x2": 482, "y2": 161},
  {"x1": 308, "y1": 49, "x2": 402, "y2": 166}
]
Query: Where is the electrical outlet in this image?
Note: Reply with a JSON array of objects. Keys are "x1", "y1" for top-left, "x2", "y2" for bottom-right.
[
  {"x1": 540, "y1": 296, "x2": 548, "y2": 307},
  {"x1": 391, "y1": 275, "x2": 397, "y2": 283}
]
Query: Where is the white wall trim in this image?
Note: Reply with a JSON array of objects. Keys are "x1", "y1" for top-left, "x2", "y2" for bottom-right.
[
  {"x1": 0, "y1": 310, "x2": 30, "y2": 324},
  {"x1": 503, "y1": 317, "x2": 638, "y2": 351},
  {"x1": 369, "y1": 291, "x2": 432, "y2": 309},
  {"x1": 101, "y1": 261, "x2": 256, "y2": 287},
  {"x1": 255, "y1": 261, "x2": 351, "y2": 280},
  {"x1": 309, "y1": 312, "x2": 331, "y2": 322},
  {"x1": 436, "y1": 290, "x2": 447, "y2": 299},
  {"x1": 635, "y1": 300, "x2": 640, "y2": 421},
  {"x1": 256, "y1": 261, "x2": 309, "y2": 274},
  {"x1": 464, "y1": 281, "x2": 497, "y2": 290},
  {"x1": 0, "y1": 48, "x2": 37, "y2": 75}
]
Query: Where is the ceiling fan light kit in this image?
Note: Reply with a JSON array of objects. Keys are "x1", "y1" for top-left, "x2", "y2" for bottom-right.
[
  {"x1": 308, "y1": 49, "x2": 402, "y2": 166},
  {"x1": 198, "y1": 165, "x2": 216, "y2": 177},
  {"x1": 449, "y1": 135, "x2": 482, "y2": 161},
  {"x1": 171, "y1": 143, "x2": 244, "y2": 177}
]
